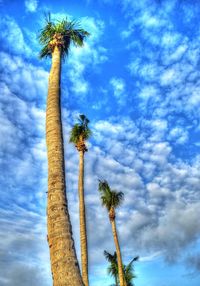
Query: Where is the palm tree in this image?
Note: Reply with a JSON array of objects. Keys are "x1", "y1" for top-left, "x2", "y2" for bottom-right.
[
  {"x1": 98, "y1": 180, "x2": 125, "y2": 286},
  {"x1": 39, "y1": 14, "x2": 89, "y2": 286},
  {"x1": 69, "y1": 114, "x2": 91, "y2": 286},
  {"x1": 104, "y1": 251, "x2": 139, "y2": 286}
]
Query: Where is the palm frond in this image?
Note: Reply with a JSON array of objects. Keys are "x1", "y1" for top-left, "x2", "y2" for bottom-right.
[
  {"x1": 111, "y1": 191, "x2": 124, "y2": 209},
  {"x1": 98, "y1": 180, "x2": 110, "y2": 193},
  {"x1": 104, "y1": 251, "x2": 117, "y2": 263},
  {"x1": 124, "y1": 256, "x2": 139, "y2": 286},
  {"x1": 39, "y1": 44, "x2": 52, "y2": 58},
  {"x1": 104, "y1": 251, "x2": 119, "y2": 285}
]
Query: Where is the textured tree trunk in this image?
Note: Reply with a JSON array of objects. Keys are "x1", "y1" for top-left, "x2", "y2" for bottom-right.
[
  {"x1": 46, "y1": 46, "x2": 83, "y2": 286},
  {"x1": 78, "y1": 150, "x2": 89, "y2": 286},
  {"x1": 111, "y1": 219, "x2": 125, "y2": 286}
]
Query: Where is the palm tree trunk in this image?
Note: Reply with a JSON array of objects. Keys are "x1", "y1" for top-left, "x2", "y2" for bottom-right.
[
  {"x1": 78, "y1": 150, "x2": 89, "y2": 286},
  {"x1": 46, "y1": 46, "x2": 83, "y2": 286},
  {"x1": 111, "y1": 219, "x2": 125, "y2": 286}
]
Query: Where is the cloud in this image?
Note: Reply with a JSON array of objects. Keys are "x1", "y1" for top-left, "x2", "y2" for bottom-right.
[
  {"x1": 110, "y1": 77, "x2": 126, "y2": 106},
  {"x1": 186, "y1": 253, "x2": 200, "y2": 273},
  {"x1": 25, "y1": 0, "x2": 38, "y2": 12},
  {"x1": 0, "y1": 52, "x2": 48, "y2": 102},
  {"x1": 0, "y1": 16, "x2": 31, "y2": 56},
  {"x1": 121, "y1": 0, "x2": 200, "y2": 127},
  {"x1": 0, "y1": 51, "x2": 50, "y2": 284},
  {"x1": 0, "y1": 207, "x2": 51, "y2": 286},
  {"x1": 65, "y1": 16, "x2": 108, "y2": 97}
]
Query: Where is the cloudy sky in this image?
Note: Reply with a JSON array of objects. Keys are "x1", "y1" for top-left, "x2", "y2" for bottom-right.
[{"x1": 0, "y1": 0, "x2": 200, "y2": 285}]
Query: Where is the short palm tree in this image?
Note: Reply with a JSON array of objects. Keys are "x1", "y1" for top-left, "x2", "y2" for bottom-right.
[
  {"x1": 104, "y1": 251, "x2": 139, "y2": 286},
  {"x1": 39, "y1": 14, "x2": 89, "y2": 286},
  {"x1": 70, "y1": 114, "x2": 91, "y2": 286},
  {"x1": 98, "y1": 180, "x2": 125, "y2": 286}
]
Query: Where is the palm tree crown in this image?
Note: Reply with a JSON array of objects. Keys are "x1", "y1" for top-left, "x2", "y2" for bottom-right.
[
  {"x1": 39, "y1": 14, "x2": 90, "y2": 58},
  {"x1": 70, "y1": 114, "x2": 91, "y2": 151},
  {"x1": 98, "y1": 180, "x2": 124, "y2": 218},
  {"x1": 104, "y1": 250, "x2": 139, "y2": 286}
]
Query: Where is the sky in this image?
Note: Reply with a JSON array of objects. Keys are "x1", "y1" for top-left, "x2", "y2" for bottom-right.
[{"x1": 0, "y1": 0, "x2": 200, "y2": 285}]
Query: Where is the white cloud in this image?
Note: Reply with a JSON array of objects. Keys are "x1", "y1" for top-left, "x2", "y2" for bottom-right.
[
  {"x1": 65, "y1": 16, "x2": 107, "y2": 97},
  {"x1": 110, "y1": 77, "x2": 126, "y2": 106},
  {"x1": 0, "y1": 49, "x2": 50, "y2": 285},
  {"x1": 25, "y1": 0, "x2": 38, "y2": 12},
  {"x1": 168, "y1": 127, "x2": 189, "y2": 145},
  {"x1": 0, "y1": 16, "x2": 31, "y2": 56}
]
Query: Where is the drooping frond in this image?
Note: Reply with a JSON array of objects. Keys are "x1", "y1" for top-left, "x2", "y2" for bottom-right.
[
  {"x1": 38, "y1": 14, "x2": 90, "y2": 59},
  {"x1": 98, "y1": 180, "x2": 124, "y2": 212},
  {"x1": 69, "y1": 114, "x2": 91, "y2": 145}
]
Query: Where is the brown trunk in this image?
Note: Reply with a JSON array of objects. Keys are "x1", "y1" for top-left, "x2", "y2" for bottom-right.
[
  {"x1": 46, "y1": 46, "x2": 83, "y2": 286},
  {"x1": 110, "y1": 216, "x2": 125, "y2": 286},
  {"x1": 78, "y1": 150, "x2": 89, "y2": 286}
]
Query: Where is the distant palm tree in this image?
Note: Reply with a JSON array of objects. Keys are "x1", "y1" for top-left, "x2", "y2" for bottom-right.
[
  {"x1": 104, "y1": 250, "x2": 139, "y2": 286},
  {"x1": 98, "y1": 180, "x2": 125, "y2": 286},
  {"x1": 70, "y1": 114, "x2": 91, "y2": 286},
  {"x1": 39, "y1": 14, "x2": 89, "y2": 286}
]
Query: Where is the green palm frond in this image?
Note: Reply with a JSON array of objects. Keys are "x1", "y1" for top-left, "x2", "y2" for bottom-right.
[
  {"x1": 39, "y1": 14, "x2": 90, "y2": 58},
  {"x1": 124, "y1": 256, "x2": 139, "y2": 286},
  {"x1": 69, "y1": 114, "x2": 91, "y2": 144},
  {"x1": 98, "y1": 180, "x2": 124, "y2": 211},
  {"x1": 104, "y1": 251, "x2": 117, "y2": 263},
  {"x1": 104, "y1": 251, "x2": 119, "y2": 285}
]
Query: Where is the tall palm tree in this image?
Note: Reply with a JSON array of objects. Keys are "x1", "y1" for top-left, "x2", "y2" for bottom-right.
[
  {"x1": 39, "y1": 14, "x2": 89, "y2": 286},
  {"x1": 104, "y1": 251, "x2": 139, "y2": 286},
  {"x1": 69, "y1": 114, "x2": 91, "y2": 286},
  {"x1": 98, "y1": 180, "x2": 125, "y2": 286}
]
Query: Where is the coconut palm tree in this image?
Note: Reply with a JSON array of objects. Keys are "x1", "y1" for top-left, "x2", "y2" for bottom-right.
[
  {"x1": 98, "y1": 180, "x2": 125, "y2": 286},
  {"x1": 69, "y1": 114, "x2": 91, "y2": 286},
  {"x1": 39, "y1": 14, "x2": 89, "y2": 286},
  {"x1": 104, "y1": 251, "x2": 139, "y2": 286}
]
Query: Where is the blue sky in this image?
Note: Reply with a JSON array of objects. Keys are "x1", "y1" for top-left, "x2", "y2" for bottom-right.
[{"x1": 0, "y1": 0, "x2": 200, "y2": 285}]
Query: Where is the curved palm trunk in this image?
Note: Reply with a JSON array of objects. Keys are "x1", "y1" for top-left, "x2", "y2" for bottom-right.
[
  {"x1": 46, "y1": 46, "x2": 83, "y2": 286},
  {"x1": 111, "y1": 219, "x2": 125, "y2": 286},
  {"x1": 78, "y1": 150, "x2": 89, "y2": 286}
]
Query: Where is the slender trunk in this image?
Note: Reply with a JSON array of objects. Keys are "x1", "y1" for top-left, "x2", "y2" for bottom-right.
[
  {"x1": 46, "y1": 46, "x2": 83, "y2": 286},
  {"x1": 78, "y1": 150, "x2": 89, "y2": 286},
  {"x1": 111, "y1": 219, "x2": 125, "y2": 286}
]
